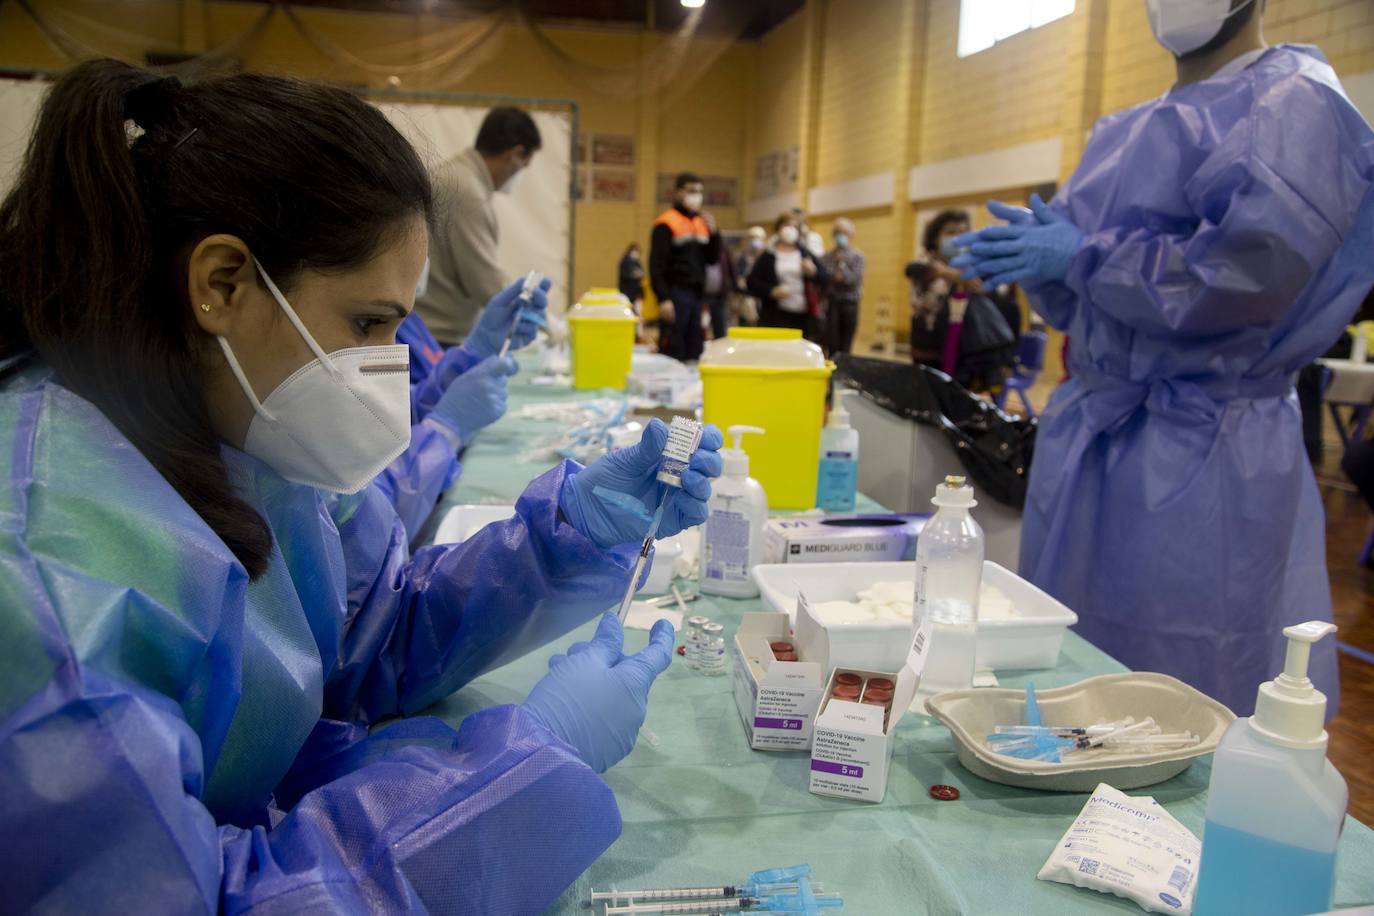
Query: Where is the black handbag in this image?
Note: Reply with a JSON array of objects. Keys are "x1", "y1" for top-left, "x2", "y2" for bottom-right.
[
  {"x1": 958, "y1": 293, "x2": 1016, "y2": 357},
  {"x1": 834, "y1": 355, "x2": 1036, "y2": 509}
]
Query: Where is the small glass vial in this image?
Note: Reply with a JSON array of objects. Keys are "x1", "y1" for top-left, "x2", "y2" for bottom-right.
[
  {"x1": 656, "y1": 417, "x2": 704, "y2": 487},
  {"x1": 699, "y1": 622, "x2": 726, "y2": 676},
  {"x1": 684, "y1": 615, "x2": 711, "y2": 669}
]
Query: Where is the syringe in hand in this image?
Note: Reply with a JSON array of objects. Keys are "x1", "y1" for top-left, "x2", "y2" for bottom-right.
[{"x1": 497, "y1": 270, "x2": 544, "y2": 359}]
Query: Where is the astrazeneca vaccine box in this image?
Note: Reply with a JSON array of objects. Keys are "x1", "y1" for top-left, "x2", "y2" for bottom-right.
[
  {"x1": 804, "y1": 594, "x2": 932, "y2": 803},
  {"x1": 732, "y1": 612, "x2": 825, "y2": 751}
]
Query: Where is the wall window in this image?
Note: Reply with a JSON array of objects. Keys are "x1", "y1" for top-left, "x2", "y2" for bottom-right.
[{"x1": 957, "y1": 0, "x2": 1076, "y2": 58}]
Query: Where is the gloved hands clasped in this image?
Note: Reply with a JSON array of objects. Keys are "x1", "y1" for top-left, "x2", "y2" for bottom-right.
[
  {"x1": 522, "y1": 612, "x2": 675, "y2": 773},
  {"x1": 427, "y1": 355, "x2": 518, "y2": 447},
  {"x1": 465, "y1": 275, "x2": 552, "y2": 358},
  {"x1": 559, "y1": 418, "x2": 725, "y2": 549},
  {"x1": 951, "y1": 194, "x2": 1084, "y2": 287}
]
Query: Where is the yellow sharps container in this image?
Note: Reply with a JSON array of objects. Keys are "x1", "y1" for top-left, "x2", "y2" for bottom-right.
[
  {"x1": 699, "y1": 328, "x2": 834, "y2": 509},
  {"x1": 568, "y1": 293, "x2": 636, "y2": 390}
]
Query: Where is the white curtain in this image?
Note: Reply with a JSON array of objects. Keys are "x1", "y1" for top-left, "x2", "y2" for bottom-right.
[{"x1": 0, "y1": 79, "x2": 48, "y2": 197}]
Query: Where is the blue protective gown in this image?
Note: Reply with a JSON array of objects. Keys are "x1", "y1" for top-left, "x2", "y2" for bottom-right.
[
  {"x1": 377, "y1": 313, "x2": 485, "y2": 539},
  {"x1": 0, "y1": 364, "x2": 638, "y2": 914},
  {"x1": 1022, "y1": 45, "x2": 1374, "y2": 715}
]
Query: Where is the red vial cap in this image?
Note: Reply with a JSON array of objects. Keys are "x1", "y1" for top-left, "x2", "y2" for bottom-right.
[
  {"x1": 834, "y1": 672, "x2": 862, "y2": 687},
  {"x1": 866, "y1": 677, "x2": 895, "y2": 692},
  {"x1": 770, "y1": 641, "x2": 795, "y2": 653},
  {"x1": 929, "y1": 785, "x2": 961, "y2": 801},
  {"x1": 863, "y1": 687, "x2": 894, "y2": 703},
  {"x1": 831, "y1": 684, "x2": 860, "y2": 700}
]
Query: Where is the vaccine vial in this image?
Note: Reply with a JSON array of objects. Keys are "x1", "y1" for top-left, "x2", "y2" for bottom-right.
[
  {"x1": 684, "y1": 615, "x2": 711, "y2": 670},
  {"x1": 831, "y1": 683, "x2": 860, "y2": 701},
  {"x1": 656, "y1": 416, "x2": 704, "y2": 488},
  {"x1": 699, "y1": 622, "x2": 726, "y2": 676}
]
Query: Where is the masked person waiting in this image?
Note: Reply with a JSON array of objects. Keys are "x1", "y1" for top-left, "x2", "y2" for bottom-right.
[{"x1": 649, "y1": 172, "x2": 720, "y2": 361}]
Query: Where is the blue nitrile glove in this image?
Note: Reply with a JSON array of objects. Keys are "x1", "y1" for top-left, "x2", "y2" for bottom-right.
[
  {"x1": 427, "y1": 354, "x2": 518, "y2": 446},
  {"x1": 522, "y1": 612, "x2": 676, "y2": 773},
  {"x1": 464, "y1": 275, "x2": 553, "y2": 357},
  {"x1": 559, "y1": 418, "x2": 724, "y2": 549},
  {"x1": 950, "y1": 194, "x2": 1084, "y2": 287}
]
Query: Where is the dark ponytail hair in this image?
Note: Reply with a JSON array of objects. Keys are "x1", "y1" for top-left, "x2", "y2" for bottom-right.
[{"x1": 0, "y1": 60, "x2": 433, "y2": 579}]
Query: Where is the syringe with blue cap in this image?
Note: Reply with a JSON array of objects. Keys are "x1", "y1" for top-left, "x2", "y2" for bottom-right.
[
  {"x1": 602, "y1": 895, "x2": 842, "y2": 915},
  {"x1": 497, "y1": 269, "x2": 546, "y2": 358},
  {"x1": 595, "y1": 866, "x2": 841, "y2": 914},
  {"x1": 593, "y1": 865, "x2": 813, "y2": 905}
]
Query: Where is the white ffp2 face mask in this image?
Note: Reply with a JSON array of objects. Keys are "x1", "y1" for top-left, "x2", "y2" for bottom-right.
[
  {"x1": 778, "y1": 225, "x2": 800, "y2": 245},
  {"x1": 217, "y1": 260, "x2": 412, "y2": 494},
  {"x1": 1146, "y1": 0, "x2": 1254, "y2": 57},
  {"x1": 682, "y1": 192, "x2": 704, "y2": 212}
]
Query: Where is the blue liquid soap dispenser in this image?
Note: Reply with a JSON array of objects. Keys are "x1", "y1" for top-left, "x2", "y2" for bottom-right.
[{"x1": 1193, "y1": 621, "x2": 1347, "y2": 916}]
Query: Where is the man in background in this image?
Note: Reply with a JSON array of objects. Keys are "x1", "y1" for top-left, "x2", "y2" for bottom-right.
[
  {"x1": 417, "y1": 106, "x2": 541, "y2": 346},
  {"x1": 821, "y1": 217, "x2": 865, "y2": 355},
  {"x1": 649, "y1": 172, "x2": 720, "y2": 361}
]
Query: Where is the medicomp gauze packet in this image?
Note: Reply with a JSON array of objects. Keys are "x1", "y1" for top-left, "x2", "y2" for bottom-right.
[{"x1": 1038, "y1": 783, "x2": 1201, "y2": 915}]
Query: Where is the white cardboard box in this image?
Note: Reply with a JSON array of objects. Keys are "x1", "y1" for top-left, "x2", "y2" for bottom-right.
[
  {"x1": 762, "y1": 516, "x2": 925, "y2": 565},
  {"x1": 802, "y1": 594, "x2": 931, "y2": 803},
  {"x1": 731, "y1": 612, "x2": 826, "y2": 751}
]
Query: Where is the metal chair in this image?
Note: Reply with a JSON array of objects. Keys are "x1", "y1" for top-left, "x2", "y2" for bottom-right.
[{"x1": 996, "y1": 330, "x2": 1049, "y2": 418}]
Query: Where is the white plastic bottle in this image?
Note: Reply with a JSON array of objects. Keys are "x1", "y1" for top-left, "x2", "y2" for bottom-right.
[
  {"x1": 816, "y1": 393, "x2": 859, "y2": 513},
  {"x1": 911, "y1": 476, "x2": 983, "y2": 714},
  {"x1": 700, "y1": 425, "x2": 768, "y2": 598},
  {"x1": 1193, "y1": 621, "x2": 1347, "y2": 916}
]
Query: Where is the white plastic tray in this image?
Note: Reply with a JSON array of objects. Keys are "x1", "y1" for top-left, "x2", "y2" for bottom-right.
[
  {"x1": 751, "y1": 560, "x2": 1078, "y2": 672},
  {"x1": 925, "y1": 673, "x2": 1235, "y2": 792}
]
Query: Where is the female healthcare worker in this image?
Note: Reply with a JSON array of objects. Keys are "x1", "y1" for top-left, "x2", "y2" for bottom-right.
[
  {"x1": 0, "y1": 60, "x2": 723, "y2": 914},
  {"x1": 953, "y1": 0, "x2": 1374, "y2": 715}
]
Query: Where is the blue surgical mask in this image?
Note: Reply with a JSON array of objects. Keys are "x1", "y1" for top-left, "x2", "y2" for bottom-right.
[
  {"x1": 939, "y1": 237, "x2": 963, "y2": 261},
  {"x1": 835, "y1": 233, "x2": 850, "y2": 249}
]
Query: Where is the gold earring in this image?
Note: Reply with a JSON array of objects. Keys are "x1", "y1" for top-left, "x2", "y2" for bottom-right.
[{"x1": 200, "y1": 303, "x2": 212, "y2": 313}]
